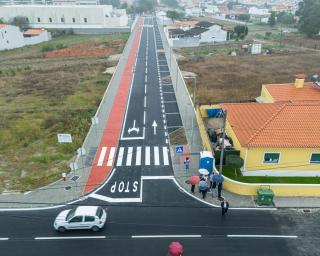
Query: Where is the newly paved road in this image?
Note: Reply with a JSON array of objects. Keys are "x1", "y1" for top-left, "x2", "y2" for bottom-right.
[{"x1": 0, "y1": 17, "x2": 313, "y2": 256}]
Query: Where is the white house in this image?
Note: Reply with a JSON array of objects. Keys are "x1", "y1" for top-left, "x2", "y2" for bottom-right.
[
  {"x1": 23, "y1": 28, "x2": 51, "y2": 45},
  {"x1": 199, "y1": 24, "x2": 228, "y2": 43},
  {"x1": 0, "y1": 5, "x2": 128, "y2": 29},
  {"x1": 0, "y1": 24, "x2": 24, "y2": 50},
  {"x1": 0, "y1": 24, "x2": 51, "y2": 50},
  {"x1": 165, "y1": 21, "x2": 229, "y2": 47},
  {"x1": 185, "y1": 7, "x2": 202, "y2": 17},
  {"x1": 248, "y1": 7, "x2": 269, "y2": 16}
]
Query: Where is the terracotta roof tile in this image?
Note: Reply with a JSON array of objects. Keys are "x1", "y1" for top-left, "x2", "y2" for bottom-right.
[
  {"x1": 23, "y1": 28, "x2": 45, "y2": 36},
  {"x1": 221, "y1": 102, "x2": 320, "y2": 148},
  {"x1": 265, "y1": 83, "x2": 320, "y2": 102}
]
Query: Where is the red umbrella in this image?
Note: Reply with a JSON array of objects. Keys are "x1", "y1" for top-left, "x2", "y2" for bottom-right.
[
  {"x1": 188, "y1": 175, "x2": 200, "y2": 185},
  {"x1": 168, "y1": 242, "x2": 183, "y2": 256}
]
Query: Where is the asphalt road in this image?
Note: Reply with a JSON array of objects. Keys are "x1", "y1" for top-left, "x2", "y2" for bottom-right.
[{"x1": 0, "y1": 17, "x2": 314, "y2": 256}]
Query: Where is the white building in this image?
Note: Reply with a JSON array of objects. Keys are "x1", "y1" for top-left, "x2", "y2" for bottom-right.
[
  {"x1": 248, "y1": 7, "x2": 269, "y2": 16},
  {"x1": 0, "y1": 24, "x2": 51, "y2": 50},
  {"x1": 0, "y1": 24, "x2": 24, "y2": 50},
  {"x1": 23, "y1": 28, "x2": 51, "y2": 45},
  {"x1": 185, "y1": 7, "x2": 202, "y2": 17},
  {"x1": 0, "y1": 5, "x2": 128, "y2": 29},
  {"x1": 199, "y1": 24, "x2": 228, "y2": 43},
  {"x1": 0, "y1": 0, "x2": 100, "y2": 5}
]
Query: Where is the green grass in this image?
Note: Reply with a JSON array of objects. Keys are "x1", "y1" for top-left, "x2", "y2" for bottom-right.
[
  {"x1": 222, "y1": 165, "x2": 320, "y2": 184},
  {"x1": 0, "y1": 33, "x2": 128, "y2": 192}
]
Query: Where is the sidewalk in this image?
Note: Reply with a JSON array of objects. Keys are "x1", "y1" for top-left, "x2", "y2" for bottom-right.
[{"x1": 171, "y1": 147, "x2": 320, "y2": 208}]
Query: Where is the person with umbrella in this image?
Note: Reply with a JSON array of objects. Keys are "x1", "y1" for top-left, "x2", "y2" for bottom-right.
[
  {"x1": 198, "y1": 178, "x2": 208, "y2": 199},
  {"x1": 188, "y1": 175, "x2": 199, "y2": 194},
  {"x1": 168, "y1": 241, "x2": 183, "y2": 256}
]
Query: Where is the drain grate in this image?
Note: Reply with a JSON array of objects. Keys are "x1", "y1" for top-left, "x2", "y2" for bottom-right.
[
  {"x1": 70, "y1": 175, "x2": 79, "y2": 182},
  {"x1": 303, "y1": 209, "x2": 311, "y2": 213}
]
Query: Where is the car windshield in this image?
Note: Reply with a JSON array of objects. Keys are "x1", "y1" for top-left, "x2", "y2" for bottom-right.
[
  {"x1": 96, "y1": 207, "x2": 103, "y2": 218},
  {"x1": 66, "y1": 208, "x2": 76, "y2": 221}
]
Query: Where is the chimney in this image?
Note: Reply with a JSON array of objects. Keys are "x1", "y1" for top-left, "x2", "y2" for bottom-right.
[{"x1": 294, "y1": 73, "x2": 305, "y2": 88}]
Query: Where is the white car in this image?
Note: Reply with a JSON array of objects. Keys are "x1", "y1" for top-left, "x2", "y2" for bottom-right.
[{"x1": 54, "y1": 206, "x2": 107, "y2": 233}]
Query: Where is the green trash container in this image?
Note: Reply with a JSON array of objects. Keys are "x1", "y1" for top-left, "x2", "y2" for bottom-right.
[{"x1": 257, "y1": 186, "x2": 274, "y2": 206}]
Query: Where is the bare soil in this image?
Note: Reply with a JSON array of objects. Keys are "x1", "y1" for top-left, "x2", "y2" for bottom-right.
[{"x1": 180, "y1": 49, "x2": 320, "y2": 103}]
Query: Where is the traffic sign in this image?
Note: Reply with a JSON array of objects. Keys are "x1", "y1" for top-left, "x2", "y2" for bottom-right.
[{"x1": 175, "y1": 146, "x2": 184, "y2": 154}]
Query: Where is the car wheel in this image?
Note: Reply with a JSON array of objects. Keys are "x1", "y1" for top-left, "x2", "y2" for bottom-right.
[
  {"x1": 91, "y1": 226, "x2": 99, "y2": 232},
  {"x1": 58, "y1": 226, "x2": 66, "y2": 233}
]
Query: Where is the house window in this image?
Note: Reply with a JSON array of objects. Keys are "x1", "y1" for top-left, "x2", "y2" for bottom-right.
[
  {"x1": 37, "y1": 17, "x2": 41, "y2": 22},
  {"x1": 263, "y1": 153, "x2": 280, "y2": 164},
  {"x1": 49, "y1": 18, "x2": 52, "y2": 23},
  {"x1": 72, "y1": 18, "x2": 75, "y2": 23},
  {"x1": 84, "y1": 18, "x2": 87, "y2": 23},
  {"x1": 310, "y1": 153, "x2": 320, "y2": 164},
  {"x1": 61, "y1": 17, "x2": 64, "y2": 22}
]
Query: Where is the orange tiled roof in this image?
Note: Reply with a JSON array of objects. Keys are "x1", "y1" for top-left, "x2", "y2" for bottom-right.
[
  {"x1": 265, "y1": 82, "x2": 320, "y2": 102},
  {"x1": 221, "y1": 102, "x2": 320, "y2": 148},
  {"x1": 167, "y1": 21, "x2": 198, "y2": 29},
  {"x1": 23, "y1": 28, "x2": 45, "y2": 36},
  {"x1": 0, "y1": 24, "x2": 6, "y2": 29}
]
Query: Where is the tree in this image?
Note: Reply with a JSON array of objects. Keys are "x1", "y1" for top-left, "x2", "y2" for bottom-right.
[
  {"x1": 100, "y1": 0, "x2": 120, "y2": 7},
  {"x1": 296, "y1": 0, "x2": 320, "y2": 37},
  {"x1": 135, "y1": 0, "x2": 156, "y2": 13},
  {"x1": 166, "y1": 10, "x2": 184, "y2": 22},
  {"x1": 268, "y1": 11, "x2": 276, "y2": 26},
  {"x1": 161, "y1": 0, "x2": 178, "y2": 8},
  {"x1": 232, "y1": 25, "x2": 248, "y2": 39},
  {"x1": 0, "y1": 18, "x2": 4, "y2": 24},
  {"x1": 9, "y1": 16, "x2": 29, "y2": 30},
  {"x1": 238, "y1": 14, "x2": 250, "y2": 22},
  {"x1": 276, "y1": 11, "x2": 295, "y2": 25}
]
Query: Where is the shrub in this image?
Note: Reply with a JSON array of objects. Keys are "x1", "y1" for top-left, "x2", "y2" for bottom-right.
[
  {"x1": 41, "y1": 44, "x2": 55, "y2": 52},
  {"x1": 226, "y1": 154, "x2": 244, "y2": 169},
  {"x1": 56, "y1": 43, "x2": 67, "y2": 49}
]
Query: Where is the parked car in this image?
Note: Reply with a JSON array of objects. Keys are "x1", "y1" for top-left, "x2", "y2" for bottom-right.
[{"x1": 54, "y1": 206, "x2": 107, "y2": 233}]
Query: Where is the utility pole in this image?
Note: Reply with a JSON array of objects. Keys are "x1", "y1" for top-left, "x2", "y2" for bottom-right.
[{"x1": 219, "y1": 110, "x2": 227, "y2": 175}]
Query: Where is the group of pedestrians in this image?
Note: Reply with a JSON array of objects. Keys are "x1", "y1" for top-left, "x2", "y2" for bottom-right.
[{"x1": 191, "y1": 172, "x2": 224, "y2": 199}]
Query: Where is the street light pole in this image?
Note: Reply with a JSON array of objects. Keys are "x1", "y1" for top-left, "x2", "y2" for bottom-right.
[{"x1": 219, "y1": 110, "x2": 227, "y2": 175}]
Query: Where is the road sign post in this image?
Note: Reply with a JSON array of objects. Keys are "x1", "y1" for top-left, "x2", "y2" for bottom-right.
[{"x1": 175, "y1": 146, "x2": 184, "y2": 154}]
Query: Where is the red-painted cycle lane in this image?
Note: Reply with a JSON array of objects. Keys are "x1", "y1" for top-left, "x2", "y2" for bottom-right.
[{"x1": 84, "y1": 18, "x2": 144, "y2": 193}]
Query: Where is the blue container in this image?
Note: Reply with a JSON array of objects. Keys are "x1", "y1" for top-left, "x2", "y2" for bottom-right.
[{"x1": 199, "y1": 151, "x2": 214, "y2": 175}]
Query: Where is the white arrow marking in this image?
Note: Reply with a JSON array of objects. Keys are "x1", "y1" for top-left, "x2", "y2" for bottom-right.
[
  {"x1": 152, "y1": 120, "x2": 157, "y2": 135},
  {"x1": 128, "y1": 120, "x2": 140, "y2": 134}
]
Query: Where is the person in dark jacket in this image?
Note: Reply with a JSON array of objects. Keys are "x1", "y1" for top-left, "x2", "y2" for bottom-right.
[{"x1": 221, "y1": 200, "x2": 229, "y2": 216}]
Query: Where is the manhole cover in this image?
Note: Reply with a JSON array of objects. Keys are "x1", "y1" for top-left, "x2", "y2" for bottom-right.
[
  {"x1": 71, "y1": 175, "x2": 79, "y2": 181},
  {"x1": 65, "y1": 186, "x2": 72, "y2": 191}
]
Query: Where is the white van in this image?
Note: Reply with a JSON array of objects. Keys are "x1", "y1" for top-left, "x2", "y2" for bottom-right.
[{"x1": 54, "y1": 206, "x2": 107, "y2": 232}]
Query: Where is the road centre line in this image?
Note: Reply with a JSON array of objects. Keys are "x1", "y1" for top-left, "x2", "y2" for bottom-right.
[
  {"x1": 35, "y1": 236, "x2": 106, "y2": 240},
  {"x1": 166, "y1": 112, "x2": 180, "y2": 115},
  {"x1": 227, "y1": 235, "x2": 298, "y2": 239},
  {"x1": 143, "y1": 111, "x2": 146, "y2": 125},
  {"x1": 0, "y1": 238, "x2": 9, "y2": 241},
  {"x1": 132, "y1": 235, "x2": 201, "y2": 239},
  {"x1": 144, "y1": 95, "x2": 146, "y2": 108}
]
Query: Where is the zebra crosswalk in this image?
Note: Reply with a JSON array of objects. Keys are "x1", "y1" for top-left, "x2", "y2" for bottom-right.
[{"x1": 96, "y1": 146, "x2": 170, "y2": 167}]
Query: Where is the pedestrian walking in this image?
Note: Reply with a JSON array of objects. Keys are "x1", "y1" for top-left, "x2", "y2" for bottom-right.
[
  {"x1": 199, "y1": 179, "x2": 208, "y2": 199},
  {"x1": 184, "y1": 157, "x2": 190, "y2": 172},
  {"x1": 191, "y1": 184, "x2": 195, "y2": 194},
  {"x1": 221, "y1": 200, "x2": 229, "y2": 216},
  {"x1": 209, "y1": 173, "x2": 216, "y2": 191}
]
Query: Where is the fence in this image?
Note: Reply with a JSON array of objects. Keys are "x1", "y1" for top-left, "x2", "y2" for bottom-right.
[{"x1": 157, "y1": 18, "x2": 202, "y2": 154}]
